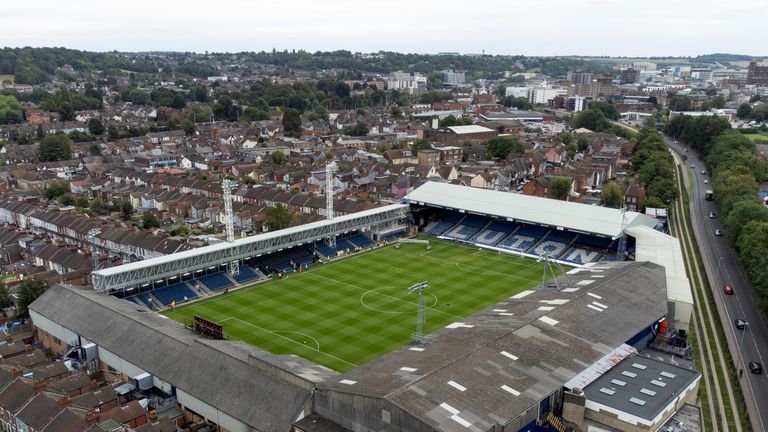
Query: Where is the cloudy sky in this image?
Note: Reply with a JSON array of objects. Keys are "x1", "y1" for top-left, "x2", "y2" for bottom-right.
[{"x1": 1, "y1": 0, "x2": 765, "y2": 57}]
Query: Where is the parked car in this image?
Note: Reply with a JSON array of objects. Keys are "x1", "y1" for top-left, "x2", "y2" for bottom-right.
[
  {"x1": 709, "y1": 212, "x2": 716, "y2": 219},
  {"x1": 735, "y1": 319, "x2": 748, "y2": 329},
  {"x1": 723, "y1": 284, "x2": 734, "y2": 295},
  {"x1": 749, "y1": 362, "x2": 763, "y2": 374}
]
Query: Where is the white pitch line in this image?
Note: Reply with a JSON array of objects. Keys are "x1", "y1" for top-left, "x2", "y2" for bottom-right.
[
  {"x1": 221, "y1": 317, "x2": 358, "y2": 368},
  {"x1": 313, "y1": 273, "x2": 465, "y2": 320}
]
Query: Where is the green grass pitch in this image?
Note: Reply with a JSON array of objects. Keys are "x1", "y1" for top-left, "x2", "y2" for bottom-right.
[{"x1": 165, "y1": 239, "x2": 555, "y2": 372}]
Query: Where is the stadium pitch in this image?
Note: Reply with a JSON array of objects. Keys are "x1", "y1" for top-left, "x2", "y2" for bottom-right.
[{"x1": 165, "y1": 238, "x2": 556, "y2": 372}]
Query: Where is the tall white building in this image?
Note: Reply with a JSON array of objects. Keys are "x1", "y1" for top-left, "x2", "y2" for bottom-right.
[
  {"x1": 387, "y1": 72, "x2": 428, "y2": 94},
  {"x1": 443, "y1": 70, "x2": 466, "y2": 86},
  {"x1": 529, "y1": 88, "x2": 567, "y2": 104}
]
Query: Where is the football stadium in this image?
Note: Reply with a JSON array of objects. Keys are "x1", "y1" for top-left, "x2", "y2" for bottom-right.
[{"x1": 30, "y1": 181, "x2": 699, "y2": 432}]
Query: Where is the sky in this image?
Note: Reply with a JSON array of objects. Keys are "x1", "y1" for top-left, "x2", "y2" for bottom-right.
[{"x1": 1, "y1": 0, "x2": 766, "y2": 57}]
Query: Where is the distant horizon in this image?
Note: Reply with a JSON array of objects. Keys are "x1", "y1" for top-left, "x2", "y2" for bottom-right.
[
  {"x1": 2, "y1": 45, "x2": 767, "y2": 60},
  {"x1": 1, "y1": 0, "x2": 765, "y2": 58}
]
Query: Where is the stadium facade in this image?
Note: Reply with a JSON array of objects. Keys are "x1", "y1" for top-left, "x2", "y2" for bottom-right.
[{"x1": 30, "y1": 182, "x2": 698, "y2": 432}]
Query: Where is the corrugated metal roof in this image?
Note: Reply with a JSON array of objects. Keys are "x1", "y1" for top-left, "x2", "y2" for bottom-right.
[{"x1": 408, "y1": 181, "x2": 656, "y2": 238}]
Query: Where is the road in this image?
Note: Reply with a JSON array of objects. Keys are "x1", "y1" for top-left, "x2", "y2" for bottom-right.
[{"x1": 667, "y1": 137, "x2": 768, "y2": 432}]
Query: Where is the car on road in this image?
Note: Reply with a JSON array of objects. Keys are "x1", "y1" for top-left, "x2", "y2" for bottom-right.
[
  {"x1": 749, "y1": 362, "x2": 763, "y2": 374},
  {"x1": 735, "y1": 319, "x2": 748, "y2": 329},
  {"x1": 715, "y1": 229, "x2": 723, "y2": 236},
  {"x1": 723, "y1": 284, "x2": 734, "y2": 295},
  {"x1": 704, "y1": 179, "x2": 709, "y2": 184},
  {"x1": 701, "y1": 170, "x2": 706, "y2": 175},
  {"x1": 690, "y1": 164, "x2": 695, "y2": 168},
  {"x1": 709, "y1": 212, "x2": 716, "y2": 219}
]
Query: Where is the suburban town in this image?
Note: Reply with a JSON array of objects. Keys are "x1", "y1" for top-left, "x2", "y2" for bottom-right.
[{"x1": 0, "y1": 6, "x2": 766, "y2": 432}]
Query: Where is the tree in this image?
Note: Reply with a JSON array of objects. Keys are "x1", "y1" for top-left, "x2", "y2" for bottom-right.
[
  {"x1": 87, "y1": 118, "x2": 105, "y2": 135},
  {"x1": 266, "y1": 204, "x2": 294, "y2": 231},
  {"x1": 411, "y1": 138, "x2": 432, "y2": 156},
  {"x1": 142, "y1": 211, "x2": 160, "y2": 229},
  {"x1": 181, "y1": 118, "x2": 195, "y2": 136},
  {"x1": 548, "y1": 177, "x2": 572, "y2": 200},
  {"x1": 570, "y1": 108, "x2": 611, "y2": 132},
  {"x1": 121, "y1": 201, "x2": 133, "y2": 219},
  {"x1": 282, "y1": 108, "x2": 302, "y2": 137},
  {"x1": 723, "y1": 200, "x2": 768, "y2": 244},
  {"x1": 271, "y1": 151, "x2": 288, "y2": 165},
  {"x1": 43, "y1": 182, "x2": 68, "y2": 200},
  {"x1": 577, "y1": 137, "x2": 589, "y2": 152},
  {"x1": 588, "y1": 101, "x2": 619, "y2": 120},
  {"x1": 737, "y1": 103, "x2": 753, "y2": 119},
  {"x1": 16, "y1": 277, "x2": 48, "y2": 318},
  {"x1": 487, "y1": 136, "x2": 524, "y2": 159},
  {"x1": 0, "y1": 285, "x2": 13, "y2": 310},
  {"x1": 343, "y1": 122, "x2": 368, "y2": 136},
  {"x1": 57, "y1": 193, "x2": 75, "y2": 206},
  {"x1": 242, "y1": 176, "x2": 256, "y2": 185},
  {"x1": 600, "y1": 182, "x2": 623, "y2": 208},
  {"x1": 39, "y1": 133, "x2": 72, "y2": 162}
]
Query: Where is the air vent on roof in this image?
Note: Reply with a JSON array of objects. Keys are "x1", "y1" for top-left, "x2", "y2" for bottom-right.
[
  {"x1": 621, "y1": 371, "x2": 637, "y2": 378},
  {"x1": 640, "y1": 388, "x2": 657, "y2": 396},
  {"x1": 660, "y1": 371, "x2": 677, "y2": 379},
  {"x1": 629, "y1": 397, "x2": 647, "y2": 406},
  {"x1": 599, "y1": 388, "x2": 615, "y2": 395},
  {"x1": 632, "y1": 363, "x2": 648, "y2": 370},
  {"x1": 610, "y1": 379, "x2": 626, "y2": 387},
  {"x1": 651, "y1": 379, "x2": 667, "y2": 388}
]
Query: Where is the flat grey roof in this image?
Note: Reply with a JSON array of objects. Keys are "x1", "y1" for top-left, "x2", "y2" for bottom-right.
[
  {"x1": 319, "y1": 261, "x2": 669, "y2": 431},
  {"x1": 409, "y1": 181, "x2": 657, "y2": 238},
  {"x1": 583, "y1": 355, "x2": 700, "y2": 422}
]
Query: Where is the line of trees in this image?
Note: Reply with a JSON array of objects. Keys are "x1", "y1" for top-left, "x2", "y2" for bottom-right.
[
  {"x1": 631, "y1": 120, "x2": 678, "y2": 207},
  {"x1": 704, "y1": 132, "x2": 768, "y2": 310}
]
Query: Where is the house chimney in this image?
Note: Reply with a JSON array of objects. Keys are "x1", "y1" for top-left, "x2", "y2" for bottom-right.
[
  {"x1": 10, "y1": 365, "x2": 22, "y2": 378},
  {"x1": 58, "y1": 395, "x2": 72, "y2": 410},
  {"x1": 85, "y1": 409, "x2": 101, "y2": 426},
  {"x1": 34, "y1": 380, "x2": 46, "y2": 393}
]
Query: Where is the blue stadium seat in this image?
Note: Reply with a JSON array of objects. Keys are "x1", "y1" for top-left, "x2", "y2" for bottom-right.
[
  {"x1": 428, "y1": 212, "x2": 463, "y2": 236},
  {"x1": 574, "y1": 235, "x2": 615, "y2": 250},
  {"x1": 561, "y1": 247, "x2": 602, "y2": 264},
  {"x1": 315, "y1": 244, "x2": 336, "y2": 257},
  {"x1": 199, "y1": 273, "x2": 234, "y2": 291},
  {"x1": 335, "y1": 239, "x2": 355, "y2": 251},
  {"x1": 259, "y1": 246, "x2": 314, "y2": 273},
  {"x1": 498, "y1": 224, "x2": 547, "y2": 252},
  {"x1": 232, "y1": 266, "x2": 259, "y2": 284},
  {"x1": 349, "y1": 233, "x2": 373, "y2": 248},
  {"x1": 151, "y1": 282, "x2": 198, "y2": 306}
]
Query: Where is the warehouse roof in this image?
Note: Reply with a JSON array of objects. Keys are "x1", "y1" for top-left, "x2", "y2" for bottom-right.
[
  {"x1": 446, "y1": 125, "x2": 495, "y2": 135},
  {"x1": 30, "y1": 285, "x2": 338, "y2": 432},
  {"x1": 319, "y1": 261, "x2": 669, "y2": 431},
  {"x1": 408, "y1": 181, "x2": 656, "y2": 238}
]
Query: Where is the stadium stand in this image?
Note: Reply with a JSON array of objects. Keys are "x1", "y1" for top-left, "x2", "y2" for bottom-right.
[
  {"x1": 259, "y1": 247, "x2": 314, "y2": 273},
  {"x1": 444, "y1": 214, "x2": 487, "y2": 240},
  {"x1": 348, "y1": 233, "x2": 373, "y2": 248},
  {"x1": 137, "y1": 292, "x2": 158, "y2": 309},
  {"x1": 530, "y1": 230, "x2": 578, "y2": 258},
  {"x1": 498, "y1": 224, "x2": 547, "y2": 252},
  {"x1": 574, "y1": 235, "x2": 616, "y2": 251},
  {"x1": 381, "y1": 229, "x2": 406, "y2": 241},
  {"x1": 561, "y1": 246, "x2": 603, "y2": 264},
  {"x1": 471, "y1": 220, "x2": 517, "y2": 246},
  {"x1": 198, "y1": 273, "x2": 234, "y2": 291},
  {"x1": 334, "y1": 239, "x2": 355, "y2": 251},
  {"x1": 232, "y1": 266, "x2": 262, "y2": 284},
  {"x1": 315, "y1": 244, "x2": 337, "y2": 258},
  {"x1": 427, "y1": 212, "x2": 463, "y2": 236},
  {"x1": 151, "y1": 282, "x2": 198, "y2": 306}
]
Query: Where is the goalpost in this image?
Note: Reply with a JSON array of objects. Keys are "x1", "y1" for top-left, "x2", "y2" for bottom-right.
[{"x1": 394, "y1": 238, "x2": 431, "y2": 250}]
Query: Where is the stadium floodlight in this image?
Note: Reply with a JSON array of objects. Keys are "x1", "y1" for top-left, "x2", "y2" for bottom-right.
[
  {"x1": 408, "y1": 281, "x2": 429, "y2": 344},
  {"x1": 616, "y1": 207, "x2": 628, "y2": 260}
]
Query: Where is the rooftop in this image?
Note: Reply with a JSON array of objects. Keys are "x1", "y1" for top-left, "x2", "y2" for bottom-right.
[{"x1": 408, "y1": 181, "x2": 656, "y2": 238}]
